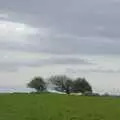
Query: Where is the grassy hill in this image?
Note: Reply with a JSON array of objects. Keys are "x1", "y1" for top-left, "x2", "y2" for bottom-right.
[{"x1": 0, "y1": 93, "x2": 120, "y2": 120}]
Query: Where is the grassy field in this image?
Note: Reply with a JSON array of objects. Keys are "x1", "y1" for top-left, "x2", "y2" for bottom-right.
[{"x1": 0, "y1": 93, "x2": 120, "y2": 120}]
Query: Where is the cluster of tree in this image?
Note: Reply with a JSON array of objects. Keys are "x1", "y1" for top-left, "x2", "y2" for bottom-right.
[{"x1": 27, "y1": 75, "x2": 92, "y2": 94}]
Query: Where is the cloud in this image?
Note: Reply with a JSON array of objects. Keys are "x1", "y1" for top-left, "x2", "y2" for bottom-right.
[
  {"x1": 0, "y1": 13, "x2": 8, "y2": 19},
  {"x1": 0, "y1": 0, "x2": 120, "y2": 55},
  {"x1": 0, "y1": 56, "x2": 92, "y2": 72},
  {"x1": 66, "y1": 68, "x2": 120, "y2": 74},
  {"x1": 1, "y1": 31, "x2": 120, "y2": 55},
  {"x1": 0, "y1": 20, "x2": 39, "y2": 41},
  {"x1": 38, "y1": 57, "x2": 92, "y2": 66}
]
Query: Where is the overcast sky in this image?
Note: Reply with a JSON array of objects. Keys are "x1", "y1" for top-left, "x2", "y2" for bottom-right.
[{"x1": 0, "y1": 0, "x2": 120, "y2": 94}]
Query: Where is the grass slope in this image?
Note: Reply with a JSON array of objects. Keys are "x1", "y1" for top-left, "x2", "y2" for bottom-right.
[{"x1": 0, "y1": 93, "x2": 120, "y2": 120}]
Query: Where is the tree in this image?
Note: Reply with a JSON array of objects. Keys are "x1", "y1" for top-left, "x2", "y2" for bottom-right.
[
  {"x1": 49, "y1": 75, "x2": 73, "y2": 94},
  {"x1": 72, "y1": 78, "x2": 92, "y2": 93},
  {"x1": 27, "y1": 77, "x2": 46, "y2": 92}
]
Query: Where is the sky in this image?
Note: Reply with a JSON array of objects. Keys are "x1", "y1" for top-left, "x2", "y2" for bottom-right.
[{"x1": 0, "y1": 0, "x2": 120, "y2": 94}]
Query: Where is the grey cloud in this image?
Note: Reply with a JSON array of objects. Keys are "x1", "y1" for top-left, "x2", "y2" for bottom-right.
[
  {"x1": 41, "y1": 57, "x2": 92, "y2": 65},
  {"x1": 0, "y1": 57, "x2": 92, "y2": 72},
  {"x1": 0, "y1": 0, "x2": 120, "y2": 55},
  {"x1": 1, "y1": 34, "x2": 120, "y2": 55},
  {"x1": 0, "y1": 64, "x2": 18, "y2": 72},
  {"x1": 66, "y1": 68, "x2": 120, "y2": 74}
]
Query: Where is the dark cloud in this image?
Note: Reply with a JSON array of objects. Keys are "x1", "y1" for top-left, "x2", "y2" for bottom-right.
[{"x1": 0, "y1": 0, "x2": 120, "y2": 55}]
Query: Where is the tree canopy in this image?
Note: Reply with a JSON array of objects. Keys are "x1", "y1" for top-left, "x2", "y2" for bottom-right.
[
  {"x1": 49, "y1": 75, "x2": 92, "y2": 94},
  {"x1": 72, "y1": 78, "x2": 92, "y2": 93},
  {"x1": 49, "y1": 75, "x2": 73, "y2": 94},
  {"x1": 27, "y1": 77, "x2": 46, "y2": 92},
  {"x1": 27, "y1": 75, "x2": 92, "y2": 94}
]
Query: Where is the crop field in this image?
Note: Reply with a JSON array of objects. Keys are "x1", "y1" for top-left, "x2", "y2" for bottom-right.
[{"x1": 0, "y1": 93, "x2": 120, "y2": 120}]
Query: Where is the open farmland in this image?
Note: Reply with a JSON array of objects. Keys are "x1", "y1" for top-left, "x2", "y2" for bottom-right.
[{"x1": 0, "y1": 93, "x2": 120, "y2": 120}]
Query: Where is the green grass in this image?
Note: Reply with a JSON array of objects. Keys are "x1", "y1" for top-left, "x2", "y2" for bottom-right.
[{"x1": 0, "y1": 93, "x2": 120, "y2": 120}]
